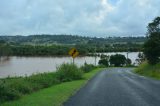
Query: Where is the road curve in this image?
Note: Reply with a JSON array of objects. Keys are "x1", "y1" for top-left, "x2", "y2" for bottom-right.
[{"x1": 64, "y1": 68, "x2": 160, "y2": 106}]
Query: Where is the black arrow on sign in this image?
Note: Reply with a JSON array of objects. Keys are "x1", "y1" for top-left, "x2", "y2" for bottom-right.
[{"x1": 72, "y1": 50, "x2": 77, "y2": 56}]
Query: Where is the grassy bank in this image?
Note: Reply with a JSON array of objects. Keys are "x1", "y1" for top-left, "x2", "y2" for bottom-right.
[
  {"x1": 1, "y1": 68, "x2": 102, "y2": 106},
  {"x1": 135, "y1": 62, "x2": 160, "y2": 79},
  {"x1": 0, "y1": 63, "x2": 96, "y2": 103}
]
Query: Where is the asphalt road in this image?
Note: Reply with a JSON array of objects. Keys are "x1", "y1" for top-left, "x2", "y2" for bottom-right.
[{"x1": 64, "y1": 68, "x2": 160, "y2": 106}]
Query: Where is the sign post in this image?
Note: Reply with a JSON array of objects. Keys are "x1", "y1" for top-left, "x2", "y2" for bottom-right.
[
  {"x1": 69, "y1": 48, "x2": 79, "y2": 64},
  {"x1": 95, "y1": 46, "x2": 97, "y2": 66}
]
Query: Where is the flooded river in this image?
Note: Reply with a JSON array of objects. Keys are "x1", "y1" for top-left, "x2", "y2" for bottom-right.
[{"x1": 0, "y1": 52, "x2": 139, "y2": 78}]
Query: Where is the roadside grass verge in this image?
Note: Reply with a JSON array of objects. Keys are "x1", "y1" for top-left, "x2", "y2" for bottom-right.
[
  {"x1": 1, "y1": 68, "x2": 103, "y2": 106},
  {"x1": 134, "y1": 61, "x2": 160, "y2": 79},
  {"x1": 0, "y1": 63, "x2": 95, "y2": 104}
]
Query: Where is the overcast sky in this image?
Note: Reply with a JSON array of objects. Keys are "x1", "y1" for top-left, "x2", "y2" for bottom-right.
[{"x1": 0, "y1": 0, "x2": 159, "y2": 37}]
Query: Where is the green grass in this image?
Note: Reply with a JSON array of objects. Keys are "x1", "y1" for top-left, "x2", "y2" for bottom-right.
[
  {"x1": 135, "y1": 61, "x2": 160, "y2": 79},
  {"x1": 0, "y1": 72, "x2": 59, "y2": 103},
  {"x1": 0, "y1": 63, "x2": 85, "y2": 103},
  {"x1": 1, "y1": 68, "x2": 103, "y2": 106}
]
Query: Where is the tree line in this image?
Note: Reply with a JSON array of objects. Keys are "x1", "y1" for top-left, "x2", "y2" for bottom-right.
[
  {"x1": 0, "y1": 35, "x2": 146, "y2": 45},
  {"x1": 0, "y1": 43, "x2": 142, "y2": 56}
]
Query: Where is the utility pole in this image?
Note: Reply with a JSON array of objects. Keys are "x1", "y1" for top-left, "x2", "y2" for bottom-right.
[
  {"x1": 127, "y1": 52, "x2": 129, "y2": 59},
  {"x1": 95, "y1": 45, "x2": 97, "y2": 66},
  {"x1": 73, "y1": 58, "x2": 75, "y2": 64},
  {"x1": 126, "y1": 50, "x2": 129, "y2": 65}
]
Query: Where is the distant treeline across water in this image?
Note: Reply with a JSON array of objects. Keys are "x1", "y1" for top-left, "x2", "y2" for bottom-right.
[{"x1": 0, "y1": 35, "x2": 144, "y2": 56}]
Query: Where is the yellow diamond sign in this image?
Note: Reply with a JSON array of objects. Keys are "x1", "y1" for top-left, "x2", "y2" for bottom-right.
[{"x1": 69, "y1": 48, "x2": 79, "y2": 58}]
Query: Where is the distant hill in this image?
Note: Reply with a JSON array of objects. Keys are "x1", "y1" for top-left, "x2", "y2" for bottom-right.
[
  {"x1": 0, "y1": 35, "x2": 146, "y2": 45},
  {"x1": 0, "y1": 35, "x2": 146, "y2": 56}
]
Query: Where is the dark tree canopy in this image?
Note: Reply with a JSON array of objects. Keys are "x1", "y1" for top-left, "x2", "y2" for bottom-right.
[
  {"x1": 144, "y1": 16, "x2": 160, "y2": 64},
  {"x1": 109, "y1": 54, "x2": 126, "y2": 67},
  {"x1": 98, "y1": 54, "x2": 109, "y2": 66},
  {"x1": 147, "y1": 17, "x2": 160, "y2": 35},
  {"x1": 98, "y1": 59, "x2": 109, "y2": 66}
]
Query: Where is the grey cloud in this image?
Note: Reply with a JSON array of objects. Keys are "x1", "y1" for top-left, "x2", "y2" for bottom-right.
[{"x1": 0, "y1": 0, "x2": 159, "y2": 37}]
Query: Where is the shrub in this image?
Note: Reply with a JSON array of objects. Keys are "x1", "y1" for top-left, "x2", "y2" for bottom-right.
[
  {"x1": 0, "y1": 72, "x2": 59, "y2": 104},
  {"x1": 135, "y1": 61, "x2": 160, "y2": 79},
  {"x1": 81, "y1": 63, "x2": 95, "y2": 73},
  {"x1": 109, "y1": 54, "x2": 126, "y2": 67},
  {"x1": 98, "y1": 54, "x2": 109, "y2": 67},
  {"x1": 98, "y1": 64, "x2": 106, "y2": 68},
  {"x1": 26, "y1": 73, "x2": 59, "y2": 89},
  {"x1": 56, "y1": 63, "x2": 83, "y2": 82},
  {"x1": 98, "y1": 59, "x2": 109, "y2": 67},
  {"x1": 0, "y1": 81, "x2": 20, "y2": 103},
  {"x1": 9, "y1": 79, "x2": 32, "y2": 94}
]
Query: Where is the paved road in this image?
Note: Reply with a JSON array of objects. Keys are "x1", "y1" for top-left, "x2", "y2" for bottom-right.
[{"x1": 64, "y1": 68, "x2": 160, "y2": 106}]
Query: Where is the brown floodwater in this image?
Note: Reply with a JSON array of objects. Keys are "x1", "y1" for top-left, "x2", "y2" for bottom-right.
[{"x1": 0, "y1": 52, "x2": 139, "y2": 78}]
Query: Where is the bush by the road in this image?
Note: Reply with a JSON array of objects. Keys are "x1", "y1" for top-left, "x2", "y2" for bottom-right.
[
  {"x1": 0, "y1": 72, "x2": 59, "y2": 104},
  {"x1": 0, "y1": 81, "x2": 20, "y2": 103},
  {"x1": 56, "y1": 63, "x2": 83, "y2": 82},
  {"x1": 80, "y1": 63, "x2": 96, "y2": 73},
  {"x1": 135, "y1": 61, "x2": 160, "y2": 79}
]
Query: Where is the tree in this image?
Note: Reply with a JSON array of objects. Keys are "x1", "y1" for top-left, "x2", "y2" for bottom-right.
[
  {"x1": 0, "y1": 41, "x2": 12, "y2": 57},
  {"x1": 99, "y1": 59, "x2": 109, "y2": 66},
  {"x1": 136, "y1": 52, "x2": 145, "y2": 65},
  {"x1": 144, "y1": 17, "x2": 160, "y2": 64},
  {"x1": 98, "y1": 54, "x2": 109, "y2": 66},
  {"x1": 109, "y1": 54, "x2": 126, "y2": 67}
]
